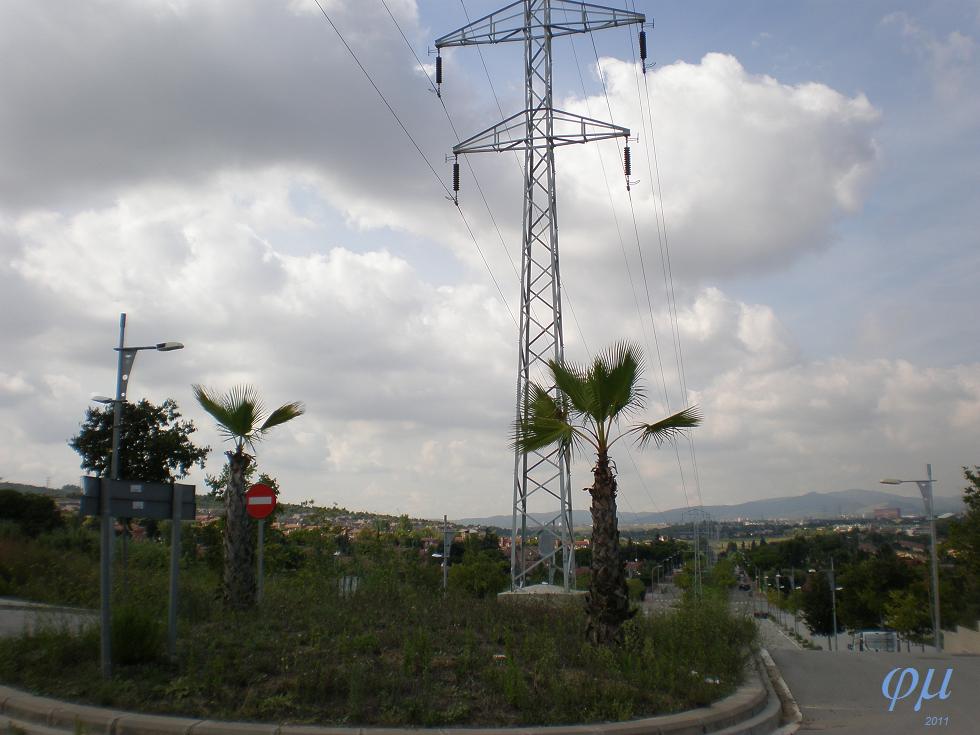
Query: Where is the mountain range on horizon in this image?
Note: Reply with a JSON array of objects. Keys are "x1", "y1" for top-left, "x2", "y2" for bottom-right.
[{"x1": 456, "y1": 487, "x2": 966, "y2": 528}]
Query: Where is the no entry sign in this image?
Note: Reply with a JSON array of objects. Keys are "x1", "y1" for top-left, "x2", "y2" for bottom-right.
[{"x1": 245, "y1": 483, "x2": 276, "y2": 520}]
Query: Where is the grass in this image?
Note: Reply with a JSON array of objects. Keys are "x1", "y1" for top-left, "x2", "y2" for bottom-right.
[{"x1": 0, "y1": 529, "x2": 756, "y2": 727}]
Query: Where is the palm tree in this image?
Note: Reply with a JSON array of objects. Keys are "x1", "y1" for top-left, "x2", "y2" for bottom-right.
[
  {"x1": 513, "y1": 341, "x2": 701, "y2": 645},
  {"x1": 193, "y1": 384, "x2": 304, "y2": 609}
]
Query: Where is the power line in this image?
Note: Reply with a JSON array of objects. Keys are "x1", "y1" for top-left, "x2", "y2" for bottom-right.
[
  {"x1": 569, "y1": 25, "x2": 693, "y2": 512},
  {"x1": 566, "y1": 35, "x2": 657, "y2": 375},
  {"x1": 586, "y1": 31, "x2": 672, "y2": 414},
  {"x1": 621, "y1": 13, "x2": 705, "y2": 509},
  {"x1": 310, "y1": 0, "x2": 517, "y2": 325},
  {"x1": 380, "y1": 0, "x2": 519, "y2": 281}
]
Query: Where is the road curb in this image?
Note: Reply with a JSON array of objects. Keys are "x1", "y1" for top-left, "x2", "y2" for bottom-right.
[
  {"x1": 0, "y1": 663, "x2": 776, "y2": 735},
  {"x1": 0, "y1": 599, "x2": 97, "y2": 617},
  {"x1": 757, "y1": 649, "x2": 801, "y2": 735}
]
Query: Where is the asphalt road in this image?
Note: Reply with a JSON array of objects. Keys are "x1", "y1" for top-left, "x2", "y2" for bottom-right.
[
  {"x1": 729, "y1": 588, "x2": 978, "y2": 732},
  {"x1": 0, "y1": 598, "x2": 96, "y2": 637},
  {"x1": 770, "y1": 646, "x2": 978, "y2": 734}
]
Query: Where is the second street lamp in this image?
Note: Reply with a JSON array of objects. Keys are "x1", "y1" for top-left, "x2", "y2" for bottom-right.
[
  {"x1": 881, "y1": 464, "x2": 942, "y2": 652},
  {"x1": 96, "y1": 312, "x2": 183, "y2": 679}
]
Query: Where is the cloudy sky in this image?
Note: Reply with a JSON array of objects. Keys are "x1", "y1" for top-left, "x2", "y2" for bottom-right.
[{"x1": 2, "y1": 0, "x2": 978, "y2": 519}]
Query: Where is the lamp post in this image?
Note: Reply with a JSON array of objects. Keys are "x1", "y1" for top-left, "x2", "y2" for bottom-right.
[
  {"x1": 829, "y1": 556, "x2": 839, "y2": 652},
  {"x1": 94, "y1": 313, "x2": 183, "y2": 678},
  {"x1": 881, "y1": 464, "x2": 942, "y2": 651}
]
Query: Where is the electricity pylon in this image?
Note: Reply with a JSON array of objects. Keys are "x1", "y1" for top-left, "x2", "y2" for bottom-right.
[{"x1": 436, "y1": 1, "x2": 644, "y2": 590}]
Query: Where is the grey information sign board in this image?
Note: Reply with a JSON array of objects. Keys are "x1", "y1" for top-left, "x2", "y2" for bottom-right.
[
  {"x1": 538, "y1": 530, "x2": 556, "y2": 557},
  {"x1": 80, "y1": 476, "x2": 196, "y2": 520}
]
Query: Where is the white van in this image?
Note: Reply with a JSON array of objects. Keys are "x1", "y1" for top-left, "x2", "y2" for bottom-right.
[{"x1": 854, "y1": 630, "x2": 898, "y2": 652}]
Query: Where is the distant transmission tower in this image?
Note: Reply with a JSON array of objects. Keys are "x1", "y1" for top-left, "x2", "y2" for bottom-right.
[{"x1": 436, "y1": 1, "x2": 645, "y2": 590}]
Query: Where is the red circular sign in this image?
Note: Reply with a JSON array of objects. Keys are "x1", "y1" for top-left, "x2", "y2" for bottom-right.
[{"x1": 245, "y1": 483, "x2": 277, "y2": 520}]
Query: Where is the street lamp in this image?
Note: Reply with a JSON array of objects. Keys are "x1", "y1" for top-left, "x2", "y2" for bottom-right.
[
  {"x1": 829, "y1": 556, "x2": 840, "y2": 652},
  {"x1": 881, "y1": 464, "x2": 942, "y2": 651},
  {"x1": 96, "y1": 313, "x2": 183, "y2": 679}
]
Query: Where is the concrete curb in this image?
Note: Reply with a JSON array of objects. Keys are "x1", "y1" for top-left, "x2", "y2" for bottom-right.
[
  {"x1": 0, "y1": 664, "x2": 775, "y2": 735},
  {"x1": 757, "y1": 649, "x2": 801, "y2": 735},
  {"x1": 0, "y1": 599, "x2": 97, "y2": 617}
]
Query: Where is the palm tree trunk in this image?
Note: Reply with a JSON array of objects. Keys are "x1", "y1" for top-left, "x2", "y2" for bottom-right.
[
  {"x1": 587, "y1": 449, "x2": 634, "y2": 645},
  {"x1": 224, "y1": 448, "x2": 256, "y2": 609}
]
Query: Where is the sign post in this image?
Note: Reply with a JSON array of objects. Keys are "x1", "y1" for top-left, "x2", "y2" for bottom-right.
[
  {"x1": 246, "y1": 483, "x2": 277, "y2": 602},
  {"x1": 168, "y1": 483, "x2": 182, "y2": 659},
  {"x1": 81, "y1": 476, "x2": 195, "y2": 670}
]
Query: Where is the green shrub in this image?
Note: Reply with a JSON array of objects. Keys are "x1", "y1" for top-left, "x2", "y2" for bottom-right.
[
  {"x1": 0, "y1": 622, "x2": 98, "y2": 687},
  {"x1": 449, "y1": 553, "x2": 509, "y2": 598},
  {"x1": 0, "y1": 534, "x2": 757, "y2": 726},
  {"x1": 402, "y1": 627, "x2": 433, "y2": 675},
  {"x1": 0, "y1": 490, "x2": 64, "y2": 537},
  {"x1": 112, "y1": 604, "x2": 164, "y2": 666},
  {"x1": 627, "y1": 577, "x2": 646, "y2": 601},
  {"x1": 0, "y1": 537, "x2": 98, "y2": 607}
]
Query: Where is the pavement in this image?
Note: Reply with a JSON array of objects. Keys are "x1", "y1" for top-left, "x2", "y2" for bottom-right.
[
  {"x1": 770, "y1": 648, "x2": 977, "y2": 734},
  {"x1": 730, "y1": 590, "x2": 976, "y2": 734},
  {"x1": 0, "y1": 597, "x2": 96, "y2": 638}
]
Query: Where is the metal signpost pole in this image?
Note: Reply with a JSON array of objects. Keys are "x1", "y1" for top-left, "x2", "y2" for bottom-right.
[
  {"x1": 257, "y1": 518, "x2": 265, "y2": 603},
  {"x1": 168, "y1": 483, "x2": 182, "y2": 659},
  {"x1": 245, "y1": 482, "x2": 276, "y2": 603}
]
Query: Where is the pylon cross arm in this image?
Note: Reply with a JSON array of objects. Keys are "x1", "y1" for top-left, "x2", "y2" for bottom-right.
[
  {"x1": 454, "y1": 108, "x2": 629, "y2": 155},
  {"x1": 435, "y1": 0, "x2": 644, "y2": 48}
]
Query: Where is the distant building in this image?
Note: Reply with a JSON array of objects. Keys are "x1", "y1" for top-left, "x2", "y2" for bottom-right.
[{"x1": 873, "y1": 507, "x2": 901, "y2": 520}]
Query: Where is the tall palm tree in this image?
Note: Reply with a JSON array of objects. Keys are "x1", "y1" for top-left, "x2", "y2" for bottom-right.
[
  {"x1": 513, "y1": 341, "x2": 701, "y2": 645},
  {"x1": 193, "y1": 384, "x2": 304, "y2": 609}
]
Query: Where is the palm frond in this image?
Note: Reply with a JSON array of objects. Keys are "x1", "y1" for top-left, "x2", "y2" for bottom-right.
[
  {"x1": 586, "y1": 340, "x2": 646, "y2": 424},
  {"x1": 630, "y1": 405, "x2": 702, "y2": 449},
  {"x1": 601, "y1": 340, "x2": 646, "y2": 419},
  {"x1": 261, "y1": 402, "x2": 305, "y2": 433},
  {"x1": 548, "y1": 359, "x2": 594, "y2": 417},
  {"x1": 512, "y1": 384, "x2": 579, "y2": 456},
  {"x1": 192, "y1": 384, "x2": 242, "y2": 442},
  {"x1": 194, "y1": 384, "x2": 286, "y2": 450}
]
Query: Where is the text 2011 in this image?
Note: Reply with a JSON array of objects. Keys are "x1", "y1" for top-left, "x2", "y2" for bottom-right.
[{"x1": 925, "y1": 715, "x2": 950, "y2": 726}]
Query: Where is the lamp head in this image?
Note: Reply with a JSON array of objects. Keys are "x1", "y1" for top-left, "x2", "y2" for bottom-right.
[
  {"x1": 91, "y1": 395, "x2": 115, "y2": 404},
  {"x1": 155, "y1": 342, "x2": 184, "y2": 352},
  {"x1": 880, "y1": 478, "x2": 903, "y2": 485}
]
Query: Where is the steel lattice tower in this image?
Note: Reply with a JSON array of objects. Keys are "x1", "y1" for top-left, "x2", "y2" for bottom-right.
[{"x1": 436, "y1": 1, "x2": 644, "y2": 590}]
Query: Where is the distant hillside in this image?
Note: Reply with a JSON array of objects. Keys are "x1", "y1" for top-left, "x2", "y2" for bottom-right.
[
  {"x1": 0, "y1": 481, "x2": 79, "y2": 498},
  {"x1": 457, "y1": 488, "x2": 965, "y2": 527}
]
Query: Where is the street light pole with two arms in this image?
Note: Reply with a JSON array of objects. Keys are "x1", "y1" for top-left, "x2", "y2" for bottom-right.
[
  {"x1": 92, "y1": 312, "x2": 183, "y2": 678},
  {"x1": 881, "y1": 464, "x2": 942, "y2": 652}
]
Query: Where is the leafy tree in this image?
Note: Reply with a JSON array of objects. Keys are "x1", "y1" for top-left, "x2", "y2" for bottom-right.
[
  {"x1": 884, "y1": 588, "x2": 932, "y2": 648},
  {"x1": 513, "y1": 341, "x2": 700, "y2": 645},
  {"x1": 706, "y1": 557, "x2": 737, "y2": 589},
  {"x1": 0, "y1": 490, "x2": 64, "y2": 537},
  {"x1": 193, "y1": 384, "x2": 304, "y2": 609},
  {"x1": 205, "y1": 463, "x2": 280, "y2": 508},
  {"x1": 69, "y1": 398, "x2": 209, "y2": 482},
  {"x1": 449, "y1": 552, "x2": 509, "y2": 598},
  {"x1": 947, "y1": 466, "x2": 980, "y2": 624},
  {"x1": 800, "y1": 571, "x2": 843, "y2": 646},
  {"x1": 837, "y1": 551, "x2": 915, "y2": 630}
]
